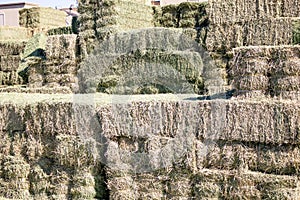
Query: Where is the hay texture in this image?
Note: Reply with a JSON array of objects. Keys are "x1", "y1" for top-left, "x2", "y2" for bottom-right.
[
  {"x1": 206, "y1": 17, "x2": 300, "y2": 52},
  {"x1": 230, "y1": 45, "x2": 300, "y2": 99},
  {"x1": 78, "y1": 28, "x2": 226, "y2": 94},
  {"x1": 19, "y1": 7, "x2": 66, "y2": 29},
  {"x1": 0, "y1": 94, "x2": 300, "y2": 198},
  {"x1": 153, "y1": 2, "x2": 208, "y2": 45},
  {"x1": 47, "y1": 26, "x2": 73, "y2": 36},
  {"x1": 78, "y1": 0, "x2": 153, "y2": 54},
  {"x1": 0, "y1": 27, "x2": 30, "y2": 41},
  {"x1": 0, "y1": 41, "x2": 27, "y2": 86},
  {"x1": 208, "y1": 0, "x2": 300, "y2": 24},
  {"x1": 27, "y1": 34, "x2": 79, "y2": 90}
]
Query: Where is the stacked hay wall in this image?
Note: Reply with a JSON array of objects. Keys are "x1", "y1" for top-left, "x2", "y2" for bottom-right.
[
  {"x1": 27, "y1": 34, "x2": 78, "y2": 90},
  {"x1": 0, "y1": 41, "x2": 27, "y2": 86},
  {"x1": 0, "y1": 94, "x2": 299, "y2": 199},
  {"x1": 78, "y1": 0, "x2": 154, "y2": 55},
  {"x1": 153, "y1": 2, "x2": 209, "y2": 44},
  {"x1": 230, "y1": 45, "x2": 300, "y2": 100},
  {"x1": 206, "y1": 0, "x2": 300, "y2": 53},
  {"x1": 78, "y1": 28, "x2": 226, "y2": 95},
  {"x1": 19, "y1": 7, "x2": 66, "y2": 35}
]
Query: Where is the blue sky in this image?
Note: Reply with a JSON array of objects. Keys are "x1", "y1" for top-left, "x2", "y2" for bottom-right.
[{"x1": 0, "y1": 0, "x2": 78, "y2": 8}]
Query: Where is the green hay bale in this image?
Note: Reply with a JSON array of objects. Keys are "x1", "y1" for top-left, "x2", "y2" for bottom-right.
[
  {"x1": 94, "y1": 50, "x2": 204, "y2": 94},
  {"x1": 47, "y1": 26, "x2": 73, "y2": 36},
  {"x1": 96, "y1": 16, "x2": 118, "y2": 27},
  {"x1": 292, "y1": 19, "x2": 300, "y2": 44},
  {"x1": 22, "y1": 33, "x2": 47, "y2": 59}
]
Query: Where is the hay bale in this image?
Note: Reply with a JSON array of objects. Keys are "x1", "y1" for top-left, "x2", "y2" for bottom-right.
[
  {"x1": 0, "y1": 71, "x2": 23, "y2": 86},
  {"x1": 234, "y1": 75, "x2": 269, "y2": 90},
  {"x1": 29, "y1": 165, "x2": 49, "y2": 195},
  {"x1": 71, "y1": 169, "x2": 96, "y2": 199},
  {"x1": 2, "y1": 156, "x2": 30, "y2": 179},
  {"x1": 0, "y1": 27, "x2": 30, "y2": 41},
  {"x1": 49, "y1": 170, "x2": 70, "y2": 196},
  {"x1": 19, "y1": 7, "x2": 66, "y2": 29},
  {"x1": 45, "y1": 34, "x2": 78, "y2": 60},
  {"x1": 0, "y1": 41, "x2": 26, "y2": 56},
  {"x1": 0, "y1": 56, "x2": 20, "y2": 72},
  {"x1": 207, "y1": 17, "x2": 299, "y2": 52},
  {"x1": 270, "y1": 75, "x2": 300, "y2": 91},
  {"x1": 208, "y1": 0, "x2": 300, "y2": 24},
  {"x1": 53, "y1": 135, "x2": 96, "y2": 169},
  {"x1": 43, "y1": 61, "x2": 77, "y2": 75},
  {"x1": 47, "y1": 26, "x2": 73, "y2": 36}
]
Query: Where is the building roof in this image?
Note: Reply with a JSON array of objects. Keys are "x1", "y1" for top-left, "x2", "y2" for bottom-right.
[{"x1": 0, "y1": 2, "x2": 39, "y2": 8}]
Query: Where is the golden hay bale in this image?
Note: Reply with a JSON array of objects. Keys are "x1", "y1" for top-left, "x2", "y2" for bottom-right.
[
  {"x1": 0, "y1": 41, "x2": 26, "y2": 56},
  {"x1": 28, "y1": 165, "x2": 49, "y2": 195},
  {"x1": 270, "y1": 75, "x2": 300, "y2": 91},
  {"x1": 43, "y1": 61, "x2": 77, "y2": 75},
  {"x1": 2, "y1": 156, "x2": 30, "y2": 179},
  {"x1": 230, "y1": 57, "x2": 271, "y2": 76},
  {"x1": 0, "y1": 56, "x2": 20, "y2": 72},
  {"x1": 53, "y1": 134, "x2": 96, "y2": 169},
  {"x1": 19, "y1": 7, "x2": 66, "y2": 29},
  {"x1": 234, "y1": 75, "x2": 269, "y2": 90},
  {"x1": 45, "y1": 34, "x2": 78, "y2": 60},
  {"x1": 0, "y1": 27, "x2": 30, "y2": 41}
]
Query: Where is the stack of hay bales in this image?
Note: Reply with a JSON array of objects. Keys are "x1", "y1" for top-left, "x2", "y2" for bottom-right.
[
  {"x1": 230, "y1": 45, "x2": 300, "y2": 99},
  {"x1": 206, "y1": 0, "x2": 300, "y2": 53},
  {"x1": 47, "y1": 26, "x2": 73, "y2": 36},
  {"x1": 0, "y1": 156, "x2": 31, "y2": 199},
  {"x1": 153, "y1": 2, "x2": 209, "y2": 44},
  {"x1": 0, "y1": 41, "x2": 26, "y2": 86},
  {"x1": 0, "y1": 95, "x2": 300, "y2": 198},
  {"x1": 96, "y1": 97, "x2": 300, "y2": 199},
  {"x1": 78, "y1": 28, "x2": 226, "y2": 95},
  {"x1": 78, "y1": 0, "x2": 154, "y2": 55},
  {"x1": 27, "y1": 34, "x2": 78, "y2": 90},
  {"x1": 19, "y1": 7, "x2": 66, "y2": 35}
]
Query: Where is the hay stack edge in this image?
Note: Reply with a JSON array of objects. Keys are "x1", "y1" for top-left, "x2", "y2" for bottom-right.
[{"x1": 0, "y1": 0, "x2": 299, "y2": 199}]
